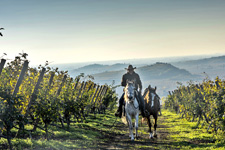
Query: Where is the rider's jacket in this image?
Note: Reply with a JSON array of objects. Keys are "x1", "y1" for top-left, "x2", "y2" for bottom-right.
[{"x1": 121, "y1": 71, "x2": 142, "y2": 90}]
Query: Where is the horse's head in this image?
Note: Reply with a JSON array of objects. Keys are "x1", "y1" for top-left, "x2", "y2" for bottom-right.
[
  {"x1": 148, "y1": 85, "x2": 156, "y2": 94},
  {"x1": 145, "y1": 85, "x2": 160, "y2": 108},
  {"x1": 124, "y1": 80, "x2": 136, "y2": 101}
]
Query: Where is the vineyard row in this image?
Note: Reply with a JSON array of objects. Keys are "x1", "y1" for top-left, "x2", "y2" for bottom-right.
[
  {"x1": 0, "y1": 56, "x2": 117, "y2": 149},
  {"x1": 165, "y1": 77, "x2": 225, "y2": 134}
]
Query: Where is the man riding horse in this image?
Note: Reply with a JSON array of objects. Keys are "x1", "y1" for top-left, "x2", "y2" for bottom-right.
[{"x1": 115, "y1": 65, "x2": 148, "y2": 118}]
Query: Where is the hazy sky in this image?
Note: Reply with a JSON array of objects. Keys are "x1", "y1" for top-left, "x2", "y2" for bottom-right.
[{"x1": 1, "y1": 0, "x2": 225, "y2": 65}]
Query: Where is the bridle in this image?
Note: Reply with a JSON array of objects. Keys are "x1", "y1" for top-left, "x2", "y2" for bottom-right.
[
  {"x1": 148, "y1": 88, "x2": 159, "y2": 108},
  {"x1": 125, "y1": 82, "x2": 139, "y2": 109}
]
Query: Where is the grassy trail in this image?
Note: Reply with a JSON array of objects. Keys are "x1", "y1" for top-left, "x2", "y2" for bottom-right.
[
  {"x1": 1, "y1": 109, "x2": 225, "y2": 149},
  {"x1": 98, "y1": 109, "x2": 225, "y2": 150}
]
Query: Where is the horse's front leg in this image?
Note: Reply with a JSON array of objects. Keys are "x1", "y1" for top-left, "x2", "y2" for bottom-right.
[
  {"x1": 126, "y1": 114, "x2": 134, "y2": 141},
  {"x1": 147, "y1": 117, "x2": 153, "y2": 139},
  {"x1": 135, "y1": 112, "x2": 139, "y2": 139},
  {"x1": 153, "y1": 114, "x2": 158, "y2": 137}
]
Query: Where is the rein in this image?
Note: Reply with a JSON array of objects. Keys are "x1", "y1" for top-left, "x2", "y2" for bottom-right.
[
  {"x1": 124, "y1": 81, "x2": 139, "y2": 110},
  {"x1": 145, "y1": 87, "x2": 160, "y2": 109},
  {"x1": 125, "y1": 91, "x2": 139, "y2": 110}
]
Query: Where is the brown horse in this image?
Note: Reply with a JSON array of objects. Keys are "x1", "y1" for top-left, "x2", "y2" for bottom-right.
[{"x1": 142, "y1": 85, "x2": 160, "y2": 139}]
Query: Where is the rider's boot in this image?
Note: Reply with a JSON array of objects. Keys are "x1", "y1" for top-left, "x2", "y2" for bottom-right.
[
  {"x1": 115, "y1": 104, "x2": 122, "y2": 118},
  {"x1": 138, "y1": 92, "x2": 149, "y2": 118}
]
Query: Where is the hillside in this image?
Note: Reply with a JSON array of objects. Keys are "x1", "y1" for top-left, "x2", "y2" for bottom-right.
[
  {"x1": 92, "y1": 63, "x2": 200, "y2": 97},
  {"x1": 173, "y1": 55, "x2": 225, "y2": 65},
  {"x1": 55, "y1": 55, "x2": 225, "y2": 79},
  {"x1": 172, "y1": 55, "x2": 225, "y2": 79},
  {"x1": 61, "y1": 55, "x2": 225, "y2": 97},
  {"x1": 137, "y1": 62, "x2": 199, "y2": 80},
  {"x1": 69, "y1": 63, "x2": 129, "y2": 77},
  {"x1": 93, "y1": 62, "x2": 199, "y2": 81}
]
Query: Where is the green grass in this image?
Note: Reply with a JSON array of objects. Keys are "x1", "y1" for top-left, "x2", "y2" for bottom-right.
[
  {"x1": 1, "y1": 109, "x2": 225, "y2": 149},
  {"x1": 0, "y1": 111, "x2": 127, "y2": 150},
  {"x1": 160, "y1": 109, "x2": 225, "y2": 150}
]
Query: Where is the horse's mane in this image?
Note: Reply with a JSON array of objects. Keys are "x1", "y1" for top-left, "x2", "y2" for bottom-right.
[
  {"x1": 143, "y1": 88, "x2": 149, "y2": 97},
  {"x1": 124, "y1": 80, "x2": 135, "y2": 102}
]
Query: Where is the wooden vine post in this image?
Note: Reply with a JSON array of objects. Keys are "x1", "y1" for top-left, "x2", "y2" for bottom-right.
[
  {"x1": 92, "y1": 85, "x2": 103, "y2": 113},
  {"x1": 32, "y1": 71, "x2": 55, "y2": 132},
  {"x1": 89, "y1": 84, "x2": 97, "y2": 100},
  {"x1": 25, "y1": 67, "x2": 46, "y2": 116},
  {"x1": 88, "y1": 85, "x2": 99, "y2": 113},
  {"x1": 70, "y1": 78, "x2": 80, "y2": 99},
  {"x1": 0, "y1": 59, "x2": 6, "y2": 75},
  {"x1": 76, "y1": 81, "x2": 84, "y2": 99},
  {"x1": 55, "y1": 74, "x2": 67, "y2": 128},
  {"x1": 7, "y1": 60, "x2": 28, "y2": 150},
  {"x1": 99, "y1": 86, "x2": 108, "y2": 113},
  {"x1": 44, "y1": 71, "x2": 55, "y2": 99},
  {"x1": 12, "y1": 60, "x2": 29, "y2": 97},
  {"x1": 87, "y1": 83, "x2": 93, "y2": 92},
  {"x1": 73, "y1": 78, "x2": 80, "y2": 92},
  {"x1": 99, "y1": 86, "x2": 108, "y2": 103},
  {"x1": 20, "y1": 67, "x2": 46, "y2": 134},
  {"x1": 90, "y1": 85, "x2": 99, "y2": 103},
  {"x1": 56, "y1": 75, "x2": 67, "y2": 96},
  {"x1": 96, "y1": 86, "x2": 105, "y2": 104},
  {"x1": 80, "y1": 81, "x2": 87, "y2": 98}
]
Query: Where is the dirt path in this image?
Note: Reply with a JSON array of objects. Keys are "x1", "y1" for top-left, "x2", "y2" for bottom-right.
[
  {"x1": 92, "y1": 109, "x2": 224, "y2": 150},
  {"x1": 96, "y1": 114, "x2": 174, "y2": 150}
]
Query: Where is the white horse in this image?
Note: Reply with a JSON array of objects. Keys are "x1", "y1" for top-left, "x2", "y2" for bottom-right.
[{"x1": 124, "y1": 80, "x2": 139, "y2": 141}]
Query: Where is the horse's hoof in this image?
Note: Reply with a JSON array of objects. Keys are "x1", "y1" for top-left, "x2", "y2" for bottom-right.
[
  {"x1": 153, "y1": 131, "x2": 157, "y2": 137},
  {"x1": 149, "y1": 133, "x2": 153, "y2": 139}
]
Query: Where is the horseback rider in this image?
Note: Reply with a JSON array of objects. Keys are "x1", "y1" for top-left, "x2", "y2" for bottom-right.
[{"x1": 115, "y1": 65, "x2": 148, "y2": 118}]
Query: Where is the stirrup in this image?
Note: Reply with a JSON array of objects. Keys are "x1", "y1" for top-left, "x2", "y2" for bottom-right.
[
  {"x1": 115, "y1": 112, "x2": 122, "y2": 118},
  {"x1": 115, "y1": 110, "x2": 122, "y2": 118}
]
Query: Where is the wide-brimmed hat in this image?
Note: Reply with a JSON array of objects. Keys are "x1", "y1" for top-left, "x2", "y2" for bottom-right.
[{"x1": 125, "y1": 65, "x2": 136, "y2": 70}]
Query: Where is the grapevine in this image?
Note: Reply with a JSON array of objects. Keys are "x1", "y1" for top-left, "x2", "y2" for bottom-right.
[
  {"x1": 0, "y1": 54, "x2": 117, "y2": 149},
  {"x1": 165, "y1": 77, "x2": 225, "y2": 133}
]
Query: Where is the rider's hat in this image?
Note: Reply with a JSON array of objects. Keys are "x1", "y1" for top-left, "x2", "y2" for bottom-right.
[{"x1": 125, "y1": 65, "x2": 136, "y2": 71}]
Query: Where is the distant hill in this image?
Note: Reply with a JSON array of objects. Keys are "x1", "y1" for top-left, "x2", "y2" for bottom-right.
[
  {"x1": 137, "y1": 62, "x2": 199, "y2": 80},
  {"x1": 172, "y1": 55, "x2": 225, "y2": 67},
  {"x1": 70, "y1": 63, "x2": 129, "y2": 76},
  {"x1": 93, "y1": 62, "x2": 201, "y2": 97},
  {"x1": 93, "y1": 62, "x2": 199, "y2": 81},
  {"x1": 172, "y1": 55, "x2": 225, "y2": 79},
  {"x1": 52, "y1": 55, "x2": 225, "y2": 98}
]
